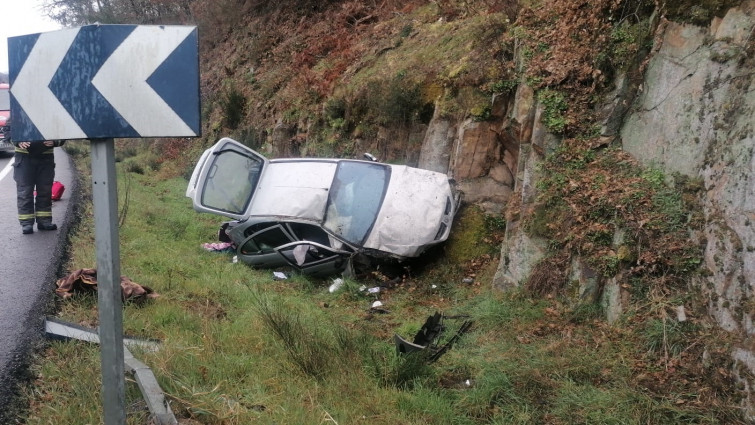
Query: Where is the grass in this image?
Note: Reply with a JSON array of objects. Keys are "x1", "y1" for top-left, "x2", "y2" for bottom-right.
[
  {"x1": 13, "y1": 146, "x2": 746, "y2": 424},
  {"x1": 13, "y1": 1, "x2": 746, "y2": 422}
]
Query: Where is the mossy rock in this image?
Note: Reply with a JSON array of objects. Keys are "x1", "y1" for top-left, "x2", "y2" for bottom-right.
[{"x1": 445, "y1": 204, "x2": 502, "y2": 264}]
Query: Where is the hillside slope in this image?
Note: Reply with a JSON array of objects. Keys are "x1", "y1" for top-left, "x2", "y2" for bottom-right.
[
  {"x1": 23, "y1": 0, "x2": 754, "y2": 423},
  {"x1": 179, "y1": 0, "x2": 755, "y2": 419}
]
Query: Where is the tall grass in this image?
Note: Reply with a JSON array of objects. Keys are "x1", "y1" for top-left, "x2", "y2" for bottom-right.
[{"x1": 18, "y1": 156, "x2": 746, "y2": 424}]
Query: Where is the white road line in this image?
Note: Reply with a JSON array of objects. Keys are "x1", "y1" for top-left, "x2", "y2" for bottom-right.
[{"x1": 0, "y1": 160, "x2": 12, "y2": 182}]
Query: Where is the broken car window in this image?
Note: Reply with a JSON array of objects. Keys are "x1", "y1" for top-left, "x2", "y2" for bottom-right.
[{"x1": 240, "y1": 225, "x2": 292, "y2": 254}]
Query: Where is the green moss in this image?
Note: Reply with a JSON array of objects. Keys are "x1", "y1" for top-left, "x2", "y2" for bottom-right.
[
  {"x1": 444, "y1": 205, "x2": 502, "y2": 264},
  {"x1": 537, "y1": 89, "x2": 569, "y2": 134},
  {"x1": 525, "y1": 202, "x2": 558, "y2": 239},
  {"x1": 664, "y1": 0, "x2": 741, "y2": 25},
  {"x1": 470, "y1": 104, "x2": 492, "y2": 122},
  {"x1": 606, "y1": 19, "x2": 651, "y2": 71}
]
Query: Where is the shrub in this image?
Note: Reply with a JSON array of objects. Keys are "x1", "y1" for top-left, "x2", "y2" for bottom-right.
[
  {"x1": 365, "y1": 72, "x2": 424, "y2": 127},
  {"x1": 537, "y1": 88, "x2": 569, "y2": 134},
  {"x1": 123, "y1": 159, "x2": 145, "y2": 175},
  {"x1": 220, "y1": 85, "x2": 246, "y2": 129}
]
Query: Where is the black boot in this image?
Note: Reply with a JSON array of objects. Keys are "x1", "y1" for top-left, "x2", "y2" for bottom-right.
[
  {"x1": 22, "y1": 224, "x2": 34, "y2": 234},
  {"x1": 37, "y1": 222, "x2": 58, "y2": 231}
]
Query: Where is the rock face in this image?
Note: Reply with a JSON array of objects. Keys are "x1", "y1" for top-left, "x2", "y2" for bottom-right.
[
  {"x1": 623, "y1": 5, "x2": 755, "y2": 335},
  {"x1": 418, "y1": 104, "x2": 455, "y2": 174},
  {"x1": 485, "y1": 1, "x2": 755, "y2": 419},
  {"x1": 622, "y1": 4, "x2": 755, "y2": 417},
  {"x1": 419, "y1": 95, "x2": 519, "y2": 214}
]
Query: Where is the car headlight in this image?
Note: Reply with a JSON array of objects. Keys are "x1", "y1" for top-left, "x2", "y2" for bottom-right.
[{"x1": 434, "y1": 222, "x2": 447, "y2": 241}]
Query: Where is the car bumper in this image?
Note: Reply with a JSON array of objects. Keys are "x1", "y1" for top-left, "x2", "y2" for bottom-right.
[{"x1": 0, "y1": 139, "x2": 13, "y2": 152}]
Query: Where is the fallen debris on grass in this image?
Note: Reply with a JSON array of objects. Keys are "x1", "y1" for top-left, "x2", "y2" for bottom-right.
[
  {"x1": 393, "y1": 312, "x2": 474, "y2": 363},
  {"x1": 43, "y1": 317, "x2": 176, "y2": 425},
  {"x1": 55, "y1": 268, "x2": 158, "y2": 302}
]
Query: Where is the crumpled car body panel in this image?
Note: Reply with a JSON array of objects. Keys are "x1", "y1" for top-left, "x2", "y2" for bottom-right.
[{"x1": 362, "y1": 165, "x2": 452, "y2": 257}]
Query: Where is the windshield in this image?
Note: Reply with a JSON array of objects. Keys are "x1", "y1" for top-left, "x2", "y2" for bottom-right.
[
  {"x1": 323, "y1": 161, "x2": 389, "y2": 245},
  {"x1": 200, "y1": 147, "x2": 263, "y2": 216},
  {"x1": 0, "y1": 88, "x2": 9, "y2": 110}
]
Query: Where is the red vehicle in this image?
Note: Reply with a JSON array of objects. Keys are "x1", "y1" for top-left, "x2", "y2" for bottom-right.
[{"x1": 0, "y1": 83, "x2": 11, "y2": 154}]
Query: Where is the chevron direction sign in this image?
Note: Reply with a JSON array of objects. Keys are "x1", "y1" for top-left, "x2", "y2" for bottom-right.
[{"x1": 8, "y1": 25, "x2": 200, "y2": 141}]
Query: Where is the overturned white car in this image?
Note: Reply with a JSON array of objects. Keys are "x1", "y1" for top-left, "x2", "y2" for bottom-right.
[{"x1": 187, "y1": 137, "x2": 459, "y2": 276}]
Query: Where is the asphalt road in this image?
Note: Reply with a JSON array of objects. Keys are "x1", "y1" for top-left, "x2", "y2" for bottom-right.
[{"x1": 0, "y1": 148, "x2": 78, "y2": 421}]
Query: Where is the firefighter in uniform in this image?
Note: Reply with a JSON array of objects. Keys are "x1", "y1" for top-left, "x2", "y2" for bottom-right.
[{"x1": 13, "y1": 139, "x2": 65, "y2": 234}]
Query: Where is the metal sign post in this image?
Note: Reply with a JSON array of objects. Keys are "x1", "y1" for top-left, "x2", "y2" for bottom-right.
[
  {"x1": 91, "y1": 138, "x2": 125, "y2": 424},
  {"x1": 8, "y1": 24, "x2": 200, "y2": 425}
]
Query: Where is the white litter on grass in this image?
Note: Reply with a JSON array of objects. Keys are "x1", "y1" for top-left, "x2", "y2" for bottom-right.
[
  {"x1": 675, "y1": 305, "x2": 687, "y2": 322},
  {"x1": 232, "y1": 255, "x2": 238, "y2": 263},
  {"x1": 329, "y1": 278, "x2": 344, "y2": 293},
  {"x1": 431, "y1": 284, "x2": 437, "y2": 289},
  {"x1": 367, "y1": 287, "x2": 381, "y2": 294},
  {"x1": 273, "y1": 271, "x2": 288, "y2": 280},
  {"x1": 371, "y1": 300, "x2": 383, "y2": 308}
]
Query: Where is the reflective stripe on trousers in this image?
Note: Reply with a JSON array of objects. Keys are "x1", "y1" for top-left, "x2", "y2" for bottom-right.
[{"x1": 13, "y1": 153, "x2": 56, "y2": 225}]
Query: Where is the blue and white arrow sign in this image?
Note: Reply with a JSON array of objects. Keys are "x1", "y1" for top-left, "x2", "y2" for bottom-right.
[{"x1": 8, "y1": 25, "x2": 200, "y2": 141}]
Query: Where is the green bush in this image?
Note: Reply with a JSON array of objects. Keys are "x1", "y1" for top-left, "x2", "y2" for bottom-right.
[
  {"x1": 537, "y1": 88, "x2": 569, "y2": 134},
  {"x1": 366, "y1": 72, "x2": 424, "y2": 127},
  {"x1": 123, "y1": 158, "x2": 145, "y2": 174},
  {"x1": 220, "y1": 85, "x2": 246, "y2": 129}
]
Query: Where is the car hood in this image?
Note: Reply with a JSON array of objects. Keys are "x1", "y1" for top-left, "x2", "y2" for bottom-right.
[
  {"x1": 248, "y1": 160, "x2": 338, "y2": 221},
  {"x1": 362, "y1": 165, "x2": 451, "y2": 257}
]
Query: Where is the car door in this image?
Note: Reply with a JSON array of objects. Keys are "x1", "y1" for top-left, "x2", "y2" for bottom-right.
[
  {"x1": 236, "y1": 223, "x2": 296, "y2": 268},
  {"x1": 234, "y1": 221, "x2": 352, "y2": 275},
  {"x1": 277, "y1": 222, "x2": 353, "y2": 275},
  {"x1": 275, "y1": 241, "x2": 351, "y2": 276},
  {"x1": 185, "y1": 147, "x2": 211, "y2": 198},
  {"x1": 187, "y1": 137, "x2": 268, "y2": 220}
]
